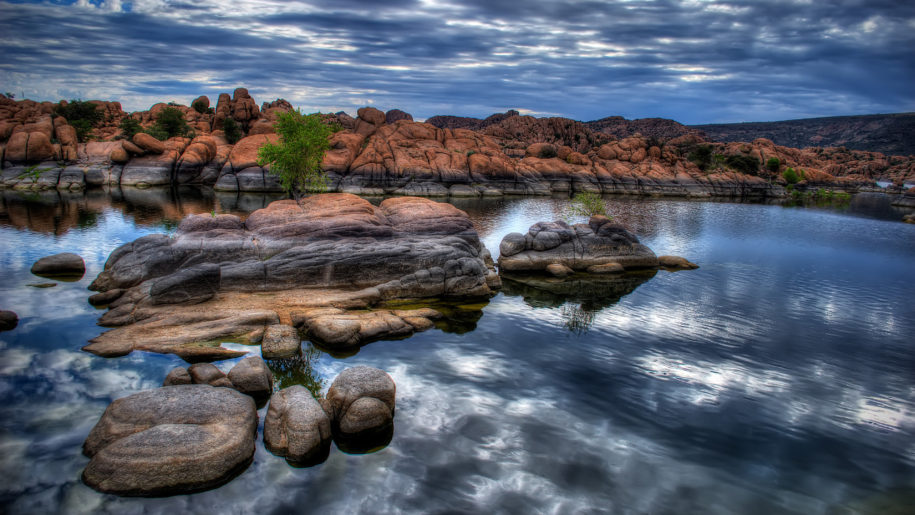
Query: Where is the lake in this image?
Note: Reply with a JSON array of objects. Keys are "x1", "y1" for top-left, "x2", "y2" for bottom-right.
[{"x1": 0, "y1": 188, "x2": 913, "y2": 514}]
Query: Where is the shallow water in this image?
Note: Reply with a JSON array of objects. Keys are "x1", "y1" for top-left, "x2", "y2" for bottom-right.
[{"x1": 1, "y1": 188, "x2": 914, "y2": 514}]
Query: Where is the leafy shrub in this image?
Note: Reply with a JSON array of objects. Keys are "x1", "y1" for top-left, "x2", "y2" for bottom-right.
[
  {"x1": 766, "y1": 157, "x2": 781, "y2": 173},
  {"x1": 539, "y1": 146, "x2": 557, "y2": 159},
  {"x1": 256, "y1": 110, "x2": 341, "y2": 197},
  {"x1": 687, "y1": 144, "x2": 712, "y2": 170},
  {"x1": 466, "y1": 150, "x2": 476, "y2": 157},
  {"x1": 143, "y1": 125, "x2": 169, "y2": 141},
  {"x1": 725, "y1": 154, "x2": 760, "y2": 175},
  {"x1": 192, "y1": 99, "x2": 208, "y2": 114},
  {"x1": 568, "y1": 191, "x2": 608, "y2": 218},
  {"x1": 118, "y1": 117, "x2": 142, "y2": 139},
  {"x1": 154, "y1": 107, "x2": 192, "y2": 139},
  {"x1": 782, "y1": 167, "x2": 799, "y2": 184},
  {"x1": 55, "y1": 100, "x2": 102, "y2": 142},
  {"x1": 223, "y1": 117, "x2": 242, "y2": 144}
]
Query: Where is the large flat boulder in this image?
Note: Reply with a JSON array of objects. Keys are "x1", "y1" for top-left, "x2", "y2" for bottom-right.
[
  {"x1": 85, "y1": 193, "x2": 498, "y2": 358},
  {"x1": 82, "y1": 385, "x2": 257, "y2": 496}
]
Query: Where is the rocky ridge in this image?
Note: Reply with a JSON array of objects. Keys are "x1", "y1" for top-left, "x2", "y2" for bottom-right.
[{"x1": 2, "y1": 91, "x2": 913, "y2": 195}]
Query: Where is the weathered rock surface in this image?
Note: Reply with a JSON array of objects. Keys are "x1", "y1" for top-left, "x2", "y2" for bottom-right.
[
  {"x1": 0, "y1": 310, "x2": 18, "y2": 331},
  {"x1": 261, "y1": 324, "x2": 301, "y2": 358},
  {"x1": 658, "y1": 255, "x2": 700, "y2": 269},
  {"x1": 292, "y1": 307, "x2": 442, "y2": 350},
  {"x1": 498, "y1": 216, "x2": 659, "y2": 272},
  {"x1": 891, "y1": 187, "x2": 915, "y2": 208},
  {"x1": 81, "y1": 385, "x2": 257, "y2": 496},
  {"x1": 188, "y1": 363, "x2": 233, "y2": 387},
  {"x1": 30, "y1": 252, "x2": 85, "y2": 277},
  {"x1": 226, "y1": 355, "x2": 274, "y2": 399},
  {"x1": 264, "y1": 385, "x2": 332, "y2": 465},
  {"x1": 326, "y1": 366, "x2": 395, "y2": 438},
  {"x1": 163, "y1": 367, "x2": 192, "y2": 386},
  {"x1": 85, "y1": 194, "x2": 497, "y2": 359}
]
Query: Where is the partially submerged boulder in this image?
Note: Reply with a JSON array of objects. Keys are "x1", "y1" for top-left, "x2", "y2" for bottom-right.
[
  {"x1": 292, "y1": 307, "x2": 442, "y2": 350},
  {"x1": 31, "y1": 252, "x2": 85, "y2": 278},
  {"x1": 498, "y1": 216, "x2": 659, "y2": 272},
  {"x1": 658, "y1": 255, "x2": 699, "y2": 270},
  {"x1": 85, "y1": 194, "x2": 498, "y2": 359},
  {"x1": 0, "y1": 310, "x2": 18, "y2": 331},
  {"x1": 82, "y1": 385, "x2": 257, "y2": 496},
  {"x1": 261, "y1": 324, "x2": 300, "y2": 359},
  {"x1": 264, "y1": 385, "x2": 332, "y2": 465},
  {"x1": 326, "y1": 366, "x2": 395, "y2": 439},
  {"x1": 163, "y1": 356, "x2": 274, "y2": 401}
]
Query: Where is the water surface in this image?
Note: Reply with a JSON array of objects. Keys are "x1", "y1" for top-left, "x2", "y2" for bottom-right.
[{"x1": 0, "y1": 188, "x2": 913, "y2": 514}]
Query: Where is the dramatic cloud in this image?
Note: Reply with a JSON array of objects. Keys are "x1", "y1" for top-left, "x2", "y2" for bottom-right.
[{"x1": 1, "y1": 0, "x2": 913, "y2": 123}]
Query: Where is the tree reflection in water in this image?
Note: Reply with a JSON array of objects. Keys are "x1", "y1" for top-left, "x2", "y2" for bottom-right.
[{"x1": 265, "y1": 343, "x2": 326, "y2": 398}]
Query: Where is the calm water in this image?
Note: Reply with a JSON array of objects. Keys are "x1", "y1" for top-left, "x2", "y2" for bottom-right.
[{"x1": 1, "y1": 188, "x2": 914, "y2": 514}]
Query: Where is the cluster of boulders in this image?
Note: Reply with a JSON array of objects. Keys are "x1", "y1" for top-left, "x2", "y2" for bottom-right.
[
  {"x1": 82, "y1": 194, "x2": 500, "y2": 359},
  {"x1": 3, "y1": 90, "x2": 913, "y2": 196},
  {"x1": 499, "y1": 215, "x2": 697, "y2": 277},
  {"x1": 82, "y1": 364, "x2": 395, "y2": 496}
]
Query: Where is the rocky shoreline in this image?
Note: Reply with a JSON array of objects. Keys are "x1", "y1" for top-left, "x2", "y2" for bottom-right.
[{"x1": 2, "y1": 90, "x2": 913, "y2": 199}]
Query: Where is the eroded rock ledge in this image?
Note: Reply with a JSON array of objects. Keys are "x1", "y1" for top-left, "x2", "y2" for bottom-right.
[{"x1": 84, "y1": 193, "x2": 501, "y2": 360}]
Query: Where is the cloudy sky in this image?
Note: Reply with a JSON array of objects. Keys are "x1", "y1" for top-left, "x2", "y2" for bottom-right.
[{"x1": 1, "y1": 0, "x2": 913, "y2": 124}]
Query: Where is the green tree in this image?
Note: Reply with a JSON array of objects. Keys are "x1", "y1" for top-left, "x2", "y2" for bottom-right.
[
  {"x1": 782, "y1": 167, "x2": 799, "y2": 184},
  {"x1": 223, "y1": 117, "x2": 242, "y2": 144},
  {"x1": 257, "y1": 109, "x2": 341, "y2": 197},
  {"x1": 766, "y1": 156, "x2": 781, "y2": 173},
  {"x1": 687, "y1": 144, "x2": 713, "y2": 170},
  {"x1": 191, "y1": 99, "x2": 208, "y2": 114},
  {"x1": 725, "y1": 154, "x2": 760, "y2": 175},
  {"x1": 118, "y1": 117, "x2": 142, "y2": 139},
  {"x1": 55, "y1": 100, "x2": 102, "y2": 142},
  {"x1": 150, "y1": 106, "x2": 193, "y2": 139}
]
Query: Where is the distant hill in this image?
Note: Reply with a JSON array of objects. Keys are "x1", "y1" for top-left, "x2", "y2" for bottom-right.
[
  {"x1": 691, "y1": 113, "x2": 915, "y2": 157},
  {"x1": 584, "y1": 116, "x2": 702, "y2": 142}
]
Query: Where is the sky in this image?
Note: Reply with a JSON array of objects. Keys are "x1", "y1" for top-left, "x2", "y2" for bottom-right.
[{"x1": 0, "y1": 0, "x2": 913, "y2": 125}]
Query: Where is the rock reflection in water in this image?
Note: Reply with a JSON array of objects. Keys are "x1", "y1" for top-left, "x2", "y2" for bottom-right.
[
  {"x1": 501, "y1": 270, "x2": 657, "y2": 333},
  {"x1": 0, "y1": 187, "x2": 286, "y2": 234}
]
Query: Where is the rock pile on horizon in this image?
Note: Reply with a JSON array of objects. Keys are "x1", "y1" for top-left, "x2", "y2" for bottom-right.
[{"x1": 1, "y1": 90, "x2": 913, "y2": 195}]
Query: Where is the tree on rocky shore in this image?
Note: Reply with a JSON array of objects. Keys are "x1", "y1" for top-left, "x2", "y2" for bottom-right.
[{"x1": 257, "y1": 109, "x2": 341, "y2": 198}]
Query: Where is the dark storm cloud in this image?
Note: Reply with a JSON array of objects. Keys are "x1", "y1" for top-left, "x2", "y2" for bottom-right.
[{"x1": 1, "y1": 0, "x2": 913, "y2": 123}]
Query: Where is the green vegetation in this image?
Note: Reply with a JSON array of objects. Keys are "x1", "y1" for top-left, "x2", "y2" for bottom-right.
[
  {"x1": 568, "y1": 191, "x2": 609, "y2": 218},
  {"x1": 466, "y1": 150, "x2": 476, "y2": 157},
  {"x1": 766, "y1": 157, "x2": 781, "y2": 173},
  {"x1": 191, "y1": 99, "x2": 208, "y2": 114},
  {"x1": 687, "y1": 144, "x2": 712, "y2": 170},
  {"x1": 724, "y1": 154, "x2": 760, "y2": 175},
  {"x1": 539, "y1": 146, "x2": 558, "y2": 159},
  {"x1": 118, "y1": 117, "x2": 142, "y2": 139},
  {"x1": 147, "y1": 107, "x2": 194, "y2": 140},
  {"x1": 55, "y1": 100, "x2": 102, "y2": 142},
  {"x1": 222, "y1": 117, "x2": 242, "y2": 144},
  {"x1": 256, "y1": 109, "x2": 341, "y2": 197},
  {"x1": 788, "y1": 188, "x2": 851, "y2": 203},
  {"x1": 782, "y1": 167, "x2": 800, "y2": 184},
  {"x1": 18, "y1": 164, "x2": 52, "y2": 181}
]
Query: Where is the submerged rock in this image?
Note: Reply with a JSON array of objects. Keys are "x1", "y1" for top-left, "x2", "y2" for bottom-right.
[
  {"x1": 30, "y1": 252, "x2": 85, "y2": 278},
  {"x1": 498, "y1": 216, "x2": 659, "y2": 272},
  {"x1": 264, "y1": 385, "x2": 332, "y2": 465},
  {"x1": 82, "y1": 385, "x2": 257, "y2": 497},
  {"x1": 0, "y1": 310, "x2": 18, "y2": 331}
]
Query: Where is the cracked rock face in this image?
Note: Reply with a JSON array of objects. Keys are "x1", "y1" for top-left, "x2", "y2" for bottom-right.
[
  {"x1": 326, "y1": 366, "x2": 395, "y2": 438},
  {"x1": 84, "y1": 193, "x2": 499, "y2": 360},
  {"x1": 81, "y1": 385, "x2": 258, "y2": 497},
  {"x1": 498, "y1": 215, "x2": 659, "y2": 272},
  {"x1": 263, "y1": 385, "x2": 333, "y2": 465}
]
